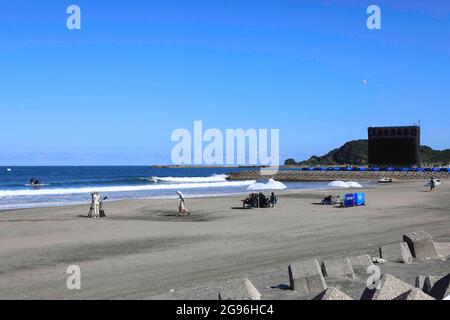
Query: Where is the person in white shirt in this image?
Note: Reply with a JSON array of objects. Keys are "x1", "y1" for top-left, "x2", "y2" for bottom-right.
[
  {"x1": 92, "y1": 192, "x2": 100, "y2": 218},
  {"x1": 176, "y1": 191, "x2": 190, "y2": 216}
]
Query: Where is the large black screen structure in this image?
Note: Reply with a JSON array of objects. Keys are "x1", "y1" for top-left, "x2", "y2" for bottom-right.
[{"x1": 368, "y1": 126, "x2": 420, "y2": 166}]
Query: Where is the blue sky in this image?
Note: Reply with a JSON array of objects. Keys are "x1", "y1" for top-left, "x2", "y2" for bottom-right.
[{"x1": 0, "y1": 0, "x2": 449, "y2": 165}]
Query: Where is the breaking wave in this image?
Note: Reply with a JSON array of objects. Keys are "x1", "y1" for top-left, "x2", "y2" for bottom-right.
[
  {"x1": 0, "y1": 180, "x2": 255, "y2": 197},
  {"x1": 151, "y1": 174, "x2": 228, "y2": 183}
]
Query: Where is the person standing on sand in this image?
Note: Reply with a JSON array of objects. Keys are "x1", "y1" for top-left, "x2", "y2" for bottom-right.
[
  {"x1": 92, "y1": 192, "x2": 100, "y2": 218},
  {"x1": 177, "y1": 191, "x2": 190, "y2": 216},
  {"x1": 429, "y1": 177, "x2": 435, "y2": 192},
  {"x1": 269, "y1": 192, "x2": 277, "y2": 208}
]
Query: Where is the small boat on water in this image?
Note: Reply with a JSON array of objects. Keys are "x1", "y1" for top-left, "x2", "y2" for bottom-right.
[
  {"x1": 378, "y1": 177, "x2": 393, "y2": 183},
  {"x1": 147, "y1": 177, "x2": 159, "y2": 183},
  {"x1": 424, "y1": 179, "x2": 441, "y2": 187}
]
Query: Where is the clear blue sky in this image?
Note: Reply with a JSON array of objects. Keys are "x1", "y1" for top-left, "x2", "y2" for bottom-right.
[{"x1": 0, "y1": 0, "x2": 449, "y2": 165}]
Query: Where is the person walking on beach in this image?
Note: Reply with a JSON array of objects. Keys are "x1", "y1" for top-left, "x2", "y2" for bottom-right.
[
  {"x1": 177, "y1": 191, "x2": 190, "y2": 216},
  {"x1": 429, "y1": 177, "x2": 436, "y2": 192}
]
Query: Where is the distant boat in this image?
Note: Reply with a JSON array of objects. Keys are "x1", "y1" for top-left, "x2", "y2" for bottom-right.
[
  {"x1": 424, "y1": 179, "x2": 441, "y2": 187},
  {"x1": 378, "y1": 177, "x2": 393, "y2": 183},
  {"x1": 6, "y1": 168, "x2": 12, "y2": 172}
]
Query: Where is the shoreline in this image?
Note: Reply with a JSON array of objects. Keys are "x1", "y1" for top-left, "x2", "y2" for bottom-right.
[
  {"x1": 0, "y1": 182, "x2": 382, "y2": 212},
  {"x1": 1, "y1": 182, "x2": 449, "y2": 299}
]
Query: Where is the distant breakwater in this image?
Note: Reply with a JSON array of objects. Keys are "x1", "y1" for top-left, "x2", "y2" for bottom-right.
[{"x1": 227, "y1": 170, "x2": 450, "y2": 182}]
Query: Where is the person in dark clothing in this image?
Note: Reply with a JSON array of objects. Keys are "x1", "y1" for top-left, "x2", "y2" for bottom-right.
[
  {"x1": 258, "y1": 192, "x2": 267, "y2": 208},
  {"x1": 430, "y1": 176, "x2": 435, "y2": 192},
  {"x1": 269, "y1": 192, "x2": 277, "y2": 207}
]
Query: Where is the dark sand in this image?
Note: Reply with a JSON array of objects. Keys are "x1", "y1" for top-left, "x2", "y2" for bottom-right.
[{"x1": 0, "y1": 182, "x2": 449, "y2": 299}]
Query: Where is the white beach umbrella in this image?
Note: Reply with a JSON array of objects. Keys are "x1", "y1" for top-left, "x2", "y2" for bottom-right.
[
  {"x1": 347, "y1": 181, "x2": 362, "y2": 188},
  {"x1": 265, "y1": 179, "x2": 287, "y2": 190},
  {"x1": 327, "y1": 181, "x2": 350, "y2": 188},
  {"x1": 247, "y1": 179, "x2": 287, "y2": 191},
  {"x1": 247, "y1": 182, "x2": 270, "y2": 191}
]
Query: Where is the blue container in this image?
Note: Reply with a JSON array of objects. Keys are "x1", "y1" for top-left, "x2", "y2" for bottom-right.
[
  {"x1": 354, "y1": 192, "x2": 365, "y2": 206},
  {"x1": 344, "y1": 192, "x2": 365, "y2": 207},
  {"x1": 344, "y1": 193, "x2": 355, "y2": 207}
]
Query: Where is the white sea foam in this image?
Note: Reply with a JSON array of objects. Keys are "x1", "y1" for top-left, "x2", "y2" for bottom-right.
[
  {"x1": 152, "y1": 174, "x2": 228, "y2": 183},
  {"x1": 0, "y1": 180, "x2": 255, "y2": 197}
]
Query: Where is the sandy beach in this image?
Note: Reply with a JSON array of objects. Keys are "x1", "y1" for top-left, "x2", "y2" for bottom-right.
[{"x1": 0, "y1": 182, "x2": 449, "y2": 299}]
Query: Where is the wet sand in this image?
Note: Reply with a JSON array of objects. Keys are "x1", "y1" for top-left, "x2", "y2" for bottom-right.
[{"x1": 0, "y1": 182, "x2": 449, "y2": 299}]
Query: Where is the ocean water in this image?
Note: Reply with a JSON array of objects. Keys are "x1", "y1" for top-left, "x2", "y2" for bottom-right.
[{"x1": 0, "y1": 166, "x2": 364, "y2": 210}]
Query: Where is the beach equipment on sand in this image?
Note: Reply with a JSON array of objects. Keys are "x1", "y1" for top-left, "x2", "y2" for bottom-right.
[
  {"x1": 378, "y1": 177, "x2": 392, "y2": 183},
  {"x1": 99, "y1": 196, "x2": 108, "y2": 217},
  {"x1": 328, "y1": 181, "x2": 350, "y2": 188},
  {"x1": 346, "y1": 181, "x2": 362, "y2": 188},
  {"x1": 247, "y1": 179, "x2": 287, "y2": 191},
  {"x1": 343, "y1": 192, "x2": 365, "y2": 208}
]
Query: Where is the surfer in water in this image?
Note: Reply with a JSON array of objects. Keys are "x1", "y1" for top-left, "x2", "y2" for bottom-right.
[{"x1": 28, "y1": 178, "x2": 40, "y2": 187}]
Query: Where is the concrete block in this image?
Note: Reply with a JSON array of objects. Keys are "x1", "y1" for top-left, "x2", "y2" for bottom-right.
[
  {"x1": 348, "y1": 254, "x2": 373, "y2": 269},
  {"x1": 435, "y1": 242, "x2": 450, "y2": 259},
  {"x1": 427, "y1": 274, "x2": 450, "y2": 300},
  {"x1": 361, "y1": 274, "x2": 414, "y2": 300},
  {"x1": 423, "y1": 276, "x2": 441, "y2": 293},
  {"x1": 218, "y1": 278, "x2": 261, "y2": 300},
  {"x1": 379, "y1": 242, "x2": 413, "y2": 263},
  {"x1": 288, "y1": 259, "x2": 327, "y2": 294},
  {"x1": 415, "y1": 276, "x2": 427, "y2": 291},
  {"x1": 321, "y1": 258, "x2": 355, "y2": 278},
  {"x1": 403, "y1": 230, "x2": 439, "y2": 260},
  {"x1": 394, "y1": 288, "x2": 435, "y2": 300},
  {"x1": 313, "y1": 287, "x2": 353, "y2": 300}
]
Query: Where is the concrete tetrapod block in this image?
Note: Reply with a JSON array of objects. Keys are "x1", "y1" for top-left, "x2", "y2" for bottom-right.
[
  {"x1": 415, "y1": 276, "x2": 427, "y2": 291},
  {"x1": 218, "y1": 278, "x2": 262, "y2": 300},
  {"x1": 426, "y1": 274, "x2": 450, "y2": 300},
  {"x1": 313, "y1": 287, "x2": 353, "y2": 300},
  {"x1": 379, "y1": 242, "x2": 413, "y2": 263},
  {"x1": 403, "y1": 230, "x2": 439, "y2": 260},
  {"x1": 348, "y1": 254, "x2": 373, "y2": 269},
  {"x1": 321, "y1": 258, "x2": 355, "y2": 278},
  {"x1": 394, "y1": 288, "x2": 435, "y2": 300},
  {"x1": 288, "y1": 259, "x2": 327, "y2": 294},
  {"x1": 435, "y1": 242, "x2": 450, "y2": 259},
  {"x1": 361, "y1": 274, "x2": 414, "y2": 300},
  {"x1": 423, "y1": 276, "x2": 442, "y2": 293}
]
